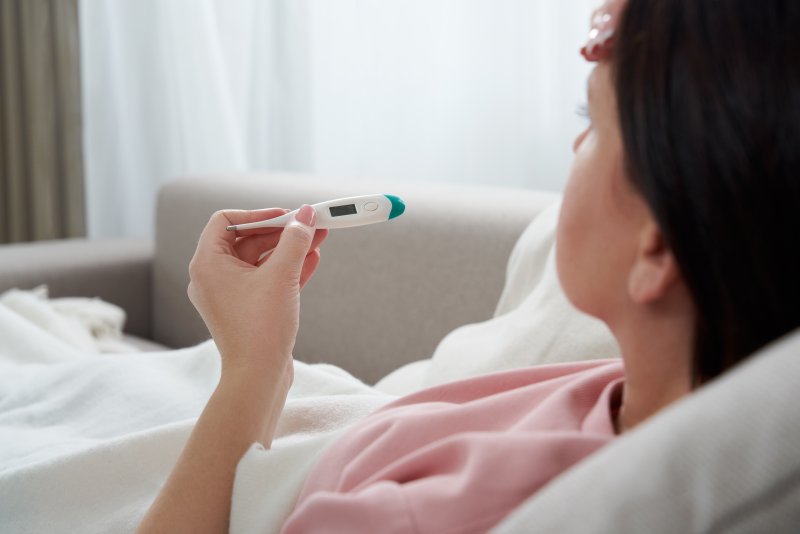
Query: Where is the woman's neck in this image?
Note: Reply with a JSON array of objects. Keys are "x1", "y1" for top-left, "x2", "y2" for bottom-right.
[{"x1": 612, "y1": 310, "x2": 694, "y2": 433}]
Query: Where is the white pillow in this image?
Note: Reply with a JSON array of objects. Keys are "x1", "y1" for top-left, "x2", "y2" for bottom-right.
[
  {"x1": 494, "y1": 328, "x2": 800, "y2": 533},
  {"x1": 375, "y1": 201, "x2": 620, "y2": 393},
  {"x1": 422, "y1": 201, "x2": 620, "y2": 387}
]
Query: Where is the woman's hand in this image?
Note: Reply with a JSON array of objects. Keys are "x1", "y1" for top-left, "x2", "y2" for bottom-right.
[
  {"x1": 137, "y1": 205, "x2": 329, "y2": 534},
  {"x1": 187, "y1": 205, "x2": 329, "y2": 376}
]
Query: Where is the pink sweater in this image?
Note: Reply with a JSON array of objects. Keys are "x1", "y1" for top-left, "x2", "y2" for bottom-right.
[{"x1": 282, "y1": 359, "x2": 624, "y2": 533}]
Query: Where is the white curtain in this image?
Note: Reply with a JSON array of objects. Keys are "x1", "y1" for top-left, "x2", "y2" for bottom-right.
[{"x1": 80, "y1": 0, "x2": 595, "y2": 238}]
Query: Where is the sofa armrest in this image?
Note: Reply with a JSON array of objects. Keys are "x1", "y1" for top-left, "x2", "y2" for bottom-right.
[
  {"x1": 155, "y1": 174, "x2": 559, "y2": 384},
  {"x1": 0, "y1": 237, "x2": 154, "y2": 340}
]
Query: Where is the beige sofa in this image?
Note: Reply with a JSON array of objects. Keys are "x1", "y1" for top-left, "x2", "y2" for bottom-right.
[
  {"x1": 0, "y1": 174, "x2": 557, "y2": 384},
  {"x1": 2, "y1": 174, "x2": 798, "y2": 532}
]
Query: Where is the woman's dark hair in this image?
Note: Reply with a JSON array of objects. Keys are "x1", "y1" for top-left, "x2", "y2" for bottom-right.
[{"x1": 613, "y1": 0, "x2": 800, "y2": 384}]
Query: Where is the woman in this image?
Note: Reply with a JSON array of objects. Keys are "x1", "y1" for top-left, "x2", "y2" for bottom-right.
[{"x1": 138, "y1": 0, "x2": 800, "y2": 531}]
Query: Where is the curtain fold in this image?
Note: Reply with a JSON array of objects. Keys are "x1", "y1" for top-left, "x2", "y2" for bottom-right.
[{"x1": 0, "y1": 0, "x2": 85, "y2": 244}]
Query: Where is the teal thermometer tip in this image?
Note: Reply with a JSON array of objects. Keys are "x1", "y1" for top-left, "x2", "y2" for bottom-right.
[{"x1": 385, "y1": 194, "x2": 406, "y2": 220}]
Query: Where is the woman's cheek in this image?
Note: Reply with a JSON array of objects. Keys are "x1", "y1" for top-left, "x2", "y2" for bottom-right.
[
  {"x1": 557, "y1": 127, "x2": 606, "y2": 313},
  {"x1": 557, "y1": 167, "x2": 588, "y2": 309}
]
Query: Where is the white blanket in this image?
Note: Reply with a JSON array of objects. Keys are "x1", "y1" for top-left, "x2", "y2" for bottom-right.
[
  {"x1": 0, "y1": 202, "x2": 620, "y2": 533},
  {"x1": 0, "y1": 289, "x2": 395, "y2": 533}
]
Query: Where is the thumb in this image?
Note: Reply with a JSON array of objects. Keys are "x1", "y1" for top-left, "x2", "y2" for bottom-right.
[{"x1": 266, "y1": 205, "x2": 316, "y2": 279}]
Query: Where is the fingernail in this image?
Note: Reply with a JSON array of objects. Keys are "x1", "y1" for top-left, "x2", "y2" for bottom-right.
[{"x1": 295, "y1": 204, "x2": 316, "y2": 227}]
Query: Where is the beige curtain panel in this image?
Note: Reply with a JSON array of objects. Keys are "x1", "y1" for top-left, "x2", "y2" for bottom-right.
[{"x1": 0, "y1": 0, "x2": 85, "y2": 244}]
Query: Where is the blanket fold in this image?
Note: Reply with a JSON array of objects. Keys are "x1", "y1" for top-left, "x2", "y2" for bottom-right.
[{"x1": 0, "y1": 290, "x2": 394, "y2": 533}]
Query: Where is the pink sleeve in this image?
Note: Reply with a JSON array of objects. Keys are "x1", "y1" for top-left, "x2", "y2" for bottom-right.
[
  {"x1": 281, "y1": 361, "x2": 622, "y2": 533},
  {"x1": 281, "y1": 433, "x2": 609, "y2": 533}
]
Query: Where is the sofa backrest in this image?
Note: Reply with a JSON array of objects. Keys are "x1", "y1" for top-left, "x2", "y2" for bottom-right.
[{"x1": 153, "y1": 174, "x2": 558, "y2": 383}]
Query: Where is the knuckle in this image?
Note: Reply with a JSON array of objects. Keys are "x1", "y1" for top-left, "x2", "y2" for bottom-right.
[
  {"x1": 288, "y1": 222, "x2": 313, "y2": 240},
  {"x1": 187, "y1": 259, "x2": 209, "y2": 287},
  {"x1": 187, "y1": 280, "x2": 197, "y2": 303},
  {"x1": 210, "y1": 209, "x2": 231, "y2": 227}
]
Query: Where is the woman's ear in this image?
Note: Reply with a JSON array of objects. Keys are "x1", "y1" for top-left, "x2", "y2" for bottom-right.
[{"x1": 627, "y1": 220, "x2": 680, "y2": 305}]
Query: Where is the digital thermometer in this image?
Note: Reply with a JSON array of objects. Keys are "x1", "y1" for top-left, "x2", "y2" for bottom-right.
[{"x1": 226, "y1": 194, "x2": 406, "y2": 232}]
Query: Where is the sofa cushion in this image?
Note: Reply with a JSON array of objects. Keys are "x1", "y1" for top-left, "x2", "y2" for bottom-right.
[
  {"x1": 494, "y1": 328, "x2": 800, "y2": 533},
  {"x1": 154, "y1": 175, "x2": 559, "y2": 383}
]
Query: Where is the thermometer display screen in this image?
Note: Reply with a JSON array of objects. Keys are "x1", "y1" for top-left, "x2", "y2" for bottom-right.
[{"x1": 329, "y1": 204, "x2": 358, "y2": 217}]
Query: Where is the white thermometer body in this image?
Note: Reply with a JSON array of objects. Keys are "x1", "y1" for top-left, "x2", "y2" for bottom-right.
[{"x1": 226, "y1": 194, "x2": 405, "y2": 232}]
